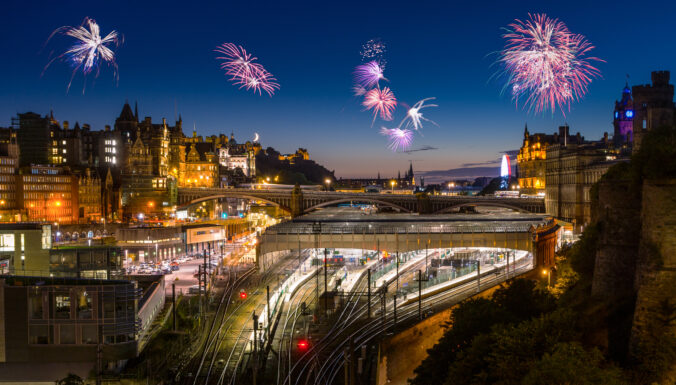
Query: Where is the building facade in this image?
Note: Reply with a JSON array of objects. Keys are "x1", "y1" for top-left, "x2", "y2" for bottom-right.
[
  {"x1": 0, "y1": 275, "x2": 167, "y2": 382},
  {"x1": 17, "y1": 165, "x2": 79, "y2": 224},
  {"x1": 180, "y1": 144, "x2": 218, "y2": 188},
  {"x1": 0, "y1": 223, "x2": 52, "y2": 275},
  {"x1": 632, "y1": 71, "x2": 676, "y2": 151},
  {"x1": 545, "y1": 140, "x2": 619, "y2": 233},
  {"x1": 516, "y1": 125, "x2": 567, "y2": 196}
]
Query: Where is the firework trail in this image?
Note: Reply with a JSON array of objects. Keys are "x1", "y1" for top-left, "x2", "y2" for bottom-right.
[
  {"x1": 215, "y1": 42, "x2": 280, "y2": 96},
  {"x1": 352, "y1": 85, "x2": 367, "y2": 96},
  {"x1": 380, "y1": 127, "x2": 413, "y2": 152},
  {"x1": 360, "y1": 38, "x2": 387, "y2": 68},
  {"x1": 353, "y1": 61, "x2": 386, "y2": 89},
  {"x1": 363, "y1": 87, "x2": 397, "y2": 123},
  {"x1": 44, "y1": 17, "x2": 122, "y2": 93},
  {"x1": 399, "y1": 97, "x2": 438, "y2": 131},
  {"x1": 498, "y1": 13, "x2": 603, "y2": 114}
]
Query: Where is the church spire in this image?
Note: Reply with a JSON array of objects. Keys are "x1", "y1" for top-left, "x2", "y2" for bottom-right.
[{"x1": 134, "y1": 101, "x2": 139, "y2": 120}]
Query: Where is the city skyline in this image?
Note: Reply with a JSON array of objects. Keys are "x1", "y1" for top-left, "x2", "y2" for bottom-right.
[{"x1": 2, "y1": 0, "x2": 675, "y2": 178}]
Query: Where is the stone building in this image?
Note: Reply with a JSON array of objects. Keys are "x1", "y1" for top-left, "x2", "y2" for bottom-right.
[
  {"x1": 121, "y1": 135, "x2": 174, "y2": 219},
  {"x1": 516, "y1": 124, "x2": 572, "y2": 196},
  {"x1": 278, "y1": 148, "x2": 309, "y2": 164},
  {"x1": 74, "y1": 167, "x2": 102, "y2": 223},
  {"x1": 632, "y1": 71, "x2": 676, "y2": 151},
  {"x1": 218, "y1": 145, "x2": 255, "y2": 178},
  {"x1": 180, "y1": 144, "x2": 218, "y2": 188},
  {"x1": 545, "y1": 135, "x2": 619, "y2": 233}
]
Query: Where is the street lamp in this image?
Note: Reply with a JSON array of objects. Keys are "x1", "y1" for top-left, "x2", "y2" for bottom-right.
[
  {"x1": 324, "y1": 178, "x2": 331, "y2": 191},
  {"x1": 542, "y1": 268, "x2": 550, "y2": 287},
  {"x1": 390, "y1": 180, "x2": 396, "y2": 193}
]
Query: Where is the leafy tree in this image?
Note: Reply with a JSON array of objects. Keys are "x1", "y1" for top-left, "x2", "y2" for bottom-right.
[
  {"x1": 522, "y1": 342, "x2": 626, "y2": 385},
  {"x1": 410, "y1": 297, "x2": 500, "y2": 385},
  {"x1": 490, "y1": 278, "x2": 556, "y2": 323},
  {"x1": 565, "y1": 222, "x2": 599, "y2": 280},
  {"x1": 411, "y1": 279, "x2": 555, "y2": 385},
  {"x1": 485, "y1": 309, "x2": 578, "y2": 383}
]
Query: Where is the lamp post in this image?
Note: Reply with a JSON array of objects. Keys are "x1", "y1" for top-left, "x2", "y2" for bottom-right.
[
  {"x1": 325, "y1": 178, "x2": 331, "y2": 192},
  {"x1": 390, "y1": 180, "x2": 395, "y2": 194},
  {"x1": 542, "y1": 268, "x2": 551, "y2": 287}
]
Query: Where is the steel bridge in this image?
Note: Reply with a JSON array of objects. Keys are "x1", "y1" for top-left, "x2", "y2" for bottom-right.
[{"x1": 177, "y1": 187, "x2": 546, "y2": 216}]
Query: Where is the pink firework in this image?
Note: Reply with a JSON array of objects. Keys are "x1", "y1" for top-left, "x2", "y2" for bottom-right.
[
  {"x1": 215, "y1": 42, "x2": 279, "y2": 96},
  {"x1": 354, "y1": 61, "x2": 386, "y2": 89},
  {"x1": 236, "y1": 68, "x2": 280, "y2": 96},
  {"x1": 499, "y1": 13, "x2": 603, "y2": 114},
  {"x1": 363, "y1": 87, "x2": 397, "y2": 122},
  {"x1": 380, "y1": 127, "x2": 413, "y2": 152}
]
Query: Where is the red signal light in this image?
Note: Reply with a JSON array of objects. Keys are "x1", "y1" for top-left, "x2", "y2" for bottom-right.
[
  {"x1": 239, "y1": 290, "x2": 247, "y2": 299},
  {"x1": 297, "y1": 339, "x2": 309, "y2": 350}
]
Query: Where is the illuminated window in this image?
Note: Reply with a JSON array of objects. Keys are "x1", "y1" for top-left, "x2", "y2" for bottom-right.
[
  {"x1": 55, "y1": 294, "x2": 71, "y2": 319},
  {"x1": 0, "y1": 234, "x2": 14, "y2": 251}
]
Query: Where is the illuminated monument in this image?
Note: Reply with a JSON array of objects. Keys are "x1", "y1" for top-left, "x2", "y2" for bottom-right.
[{"x1": 500, "y1": 154, "x2": 511, "y2": 189}]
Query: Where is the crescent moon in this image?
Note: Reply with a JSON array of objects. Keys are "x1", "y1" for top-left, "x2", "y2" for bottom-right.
[{"x1": 253, "y1": 132, "x2": 259, "y2": 142}]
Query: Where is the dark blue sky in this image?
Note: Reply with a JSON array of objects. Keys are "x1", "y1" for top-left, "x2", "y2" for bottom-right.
[{"x1": 2, "y1": 0, "x2": 674, "y2": 178}]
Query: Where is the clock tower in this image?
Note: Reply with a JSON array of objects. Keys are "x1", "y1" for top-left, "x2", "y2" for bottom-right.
[{"x1": 613, "y1": 81, "x2": 634, "y2": 146}]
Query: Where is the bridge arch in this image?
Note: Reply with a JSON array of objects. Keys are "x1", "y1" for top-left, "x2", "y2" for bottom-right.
[
  {"x1": 303, "y1": 198, "x2": 413, "y2": 214},
  {"x1": 433, "y1": 202, "x2": 532, "y2": 214},
  {"x1": 178, "y1": 194, "x2": 292, "y2": 213}
]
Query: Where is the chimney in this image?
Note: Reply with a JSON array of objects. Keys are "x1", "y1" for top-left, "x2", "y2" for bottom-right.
[
  {"x1": 63, "y1": 121, "x2": 69, "y2": 130},
  {"x1": 105, "y1": 125, "x2": 111, "y2": 132}
]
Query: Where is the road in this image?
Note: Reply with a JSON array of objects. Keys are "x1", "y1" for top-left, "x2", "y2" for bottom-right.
[{"x1": 164, "y1": 239, "x2": 255, "y2": 297}]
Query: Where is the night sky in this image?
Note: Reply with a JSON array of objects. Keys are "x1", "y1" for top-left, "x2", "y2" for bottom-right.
[{"x1": 2, "y1": 0, "x2": 675, "y2": 179}]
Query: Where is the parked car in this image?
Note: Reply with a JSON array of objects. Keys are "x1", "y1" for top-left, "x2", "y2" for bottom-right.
[{"x1": 188, "y1": 285, "x2": 204, "y2": 294}]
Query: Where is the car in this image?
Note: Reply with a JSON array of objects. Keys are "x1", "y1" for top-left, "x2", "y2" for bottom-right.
[
  {"x1": 188, "y1": 285, "x2": 204, "y2": 294},
  {"x1": 161, "y1": 266, "x2": 172, "y2": 274}
]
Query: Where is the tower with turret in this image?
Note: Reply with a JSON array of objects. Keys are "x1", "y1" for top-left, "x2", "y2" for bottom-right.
[{"x1": 613, "y1": 81, "x2": 634, "y2": 146}]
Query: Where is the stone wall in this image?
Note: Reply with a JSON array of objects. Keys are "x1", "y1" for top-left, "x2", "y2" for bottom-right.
[
  {"x1": 630, "y1": 180, "x2": 676, "y2": 364},
  {"x1": 591, "y1": 180, "x2": 641, "y2": 298}
]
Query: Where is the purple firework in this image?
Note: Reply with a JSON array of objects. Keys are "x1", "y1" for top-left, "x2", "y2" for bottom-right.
[
  {"x1": 353, "y1": 61, "x2": 385, "y2": 89},
  {"x1": 380, "y1": 127, "x2": 413, "y2": 152}
]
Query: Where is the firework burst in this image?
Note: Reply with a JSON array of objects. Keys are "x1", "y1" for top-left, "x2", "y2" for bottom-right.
[
  {"x1": 363, "y1": 87, "x2": 397, "y2": 122},
  {"x1": 498, "y1": 13, "x2": 603, "y2": 114},
  {"x1": 399, "y1": 97, "x2": 438, "y2": 131},
  {"x1": 44, "y1": 17, "x2": 122, "y2": 93},
  {"x1": 354, "y1": 61, "x2": 386, "y2": 89},
  {"x1": 215, "y1": 42, "x2": 280, "y2": 96},
  {"x1": 380, "y1": 127, "x2": 413, "y2": 152},
  {"x1": 360, "y1": 38, "x2": 387, "y2": 68}
]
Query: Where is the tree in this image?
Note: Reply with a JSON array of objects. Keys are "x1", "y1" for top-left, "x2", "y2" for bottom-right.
[
  {"x1": 523, "y1": 342, "x2": 626, "y2": 385},
  {"x1": 410, "y1": 298, "x2": 501, "y2": 385},
  {"x1": 411, "y1": 279, "x2": 555, "y2": 385},
  {"x1": 55, "y1": 373, "x2": 84, "y2": 385}
]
